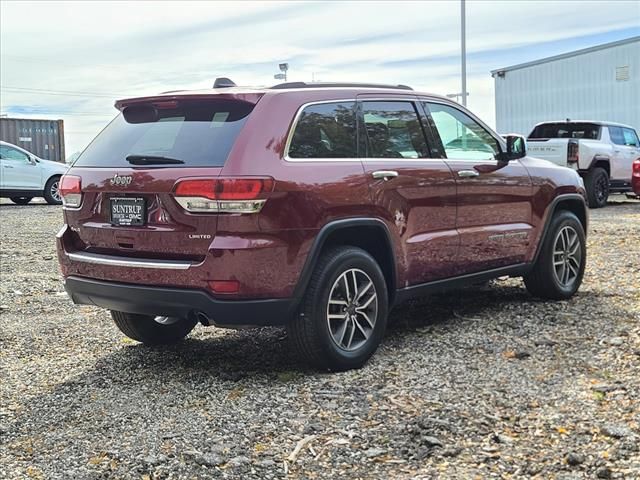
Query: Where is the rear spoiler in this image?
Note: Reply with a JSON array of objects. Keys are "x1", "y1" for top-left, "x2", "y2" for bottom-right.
[{"x1": 114, "y1": 93, "x2": 264, "y2": 111}]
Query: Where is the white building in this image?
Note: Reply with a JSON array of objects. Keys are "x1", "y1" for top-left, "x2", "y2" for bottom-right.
[{"x1": 492, "y1": 36, "x2": 640, "y2": 136}]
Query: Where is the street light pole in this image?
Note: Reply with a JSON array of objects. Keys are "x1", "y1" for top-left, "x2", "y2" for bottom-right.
[{"x1": 461, "y1": 0, "x2": 467, "y2": 106}]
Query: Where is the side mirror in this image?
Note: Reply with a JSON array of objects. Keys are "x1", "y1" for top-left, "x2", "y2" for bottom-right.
[
  {"x1": 29, "y1": 156, "x2": 38, "y2": 165},
  {"x1": 499, "y1": 134, "x2": 526, "y2": 161}
]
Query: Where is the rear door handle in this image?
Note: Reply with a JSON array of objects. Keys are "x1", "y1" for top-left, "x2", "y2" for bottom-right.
[
  {"x1": 372, "y1": 170, "x2": 398, "y2": 181},
  {"x1": 457, "y1": 169, "x2": 479, "y2": 178},
  {"x1": 3, "y1": 165, "x2": 13, "y2": 169}
]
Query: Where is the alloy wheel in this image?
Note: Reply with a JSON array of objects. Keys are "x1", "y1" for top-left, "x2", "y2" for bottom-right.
[
  {"x1": 595, "y1": 174, "x2": 608, "y2": 204},
  {"x1": 326, "y1": 268, "x2": 378, "y2": 351},
  {"x1": 51, "y1": 180, "x2": 61, "y2": 202},
  {"x1": 552, "y1": 226, "x2": 582, "y2": 288}
]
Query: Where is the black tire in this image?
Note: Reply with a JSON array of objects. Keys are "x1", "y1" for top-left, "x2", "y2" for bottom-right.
[
  {"x1": 10, "y1": 196, "x2": 33, "y2": 205},
  {"x1": 44, "y1": 176, "x2": 62, "y2": 205},
  {"x1": 584, "y1": 167, "x2": 609, "y2": 208},
  {"x1": 524, "y1": 210, "x2": 586, "y2": 300},
  {"x1": 111, "y1": 311, "x2": 197, "y2": 345},
  {"x1": 287, "y1": 246, "x2": 389, "y2": 371}
]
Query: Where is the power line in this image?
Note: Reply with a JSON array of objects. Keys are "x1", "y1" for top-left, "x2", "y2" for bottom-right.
[
  {"x1": 0, "y1": 110, "x2": 114, "y2": 117},
  {"x1": 1, "y1": 86, "x2": 126, "y2": 98}
]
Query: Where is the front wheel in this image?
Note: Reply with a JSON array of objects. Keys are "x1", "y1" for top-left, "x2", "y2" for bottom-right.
[
  {"x1": 111, "y1": 311, "x2": 197, "y2": 345},
  {"x1": 10, "y1": 196, "x2": 33, "y2": 205},
  {"x1": 524, "y1": 210, "x2": 586, "y2": 300},
  {"x1": 287, "y1": 247, "x2": 388, "y2": 371},
  {"x1": 44, "y1": 176, "x2": 62, "y2": 205}
]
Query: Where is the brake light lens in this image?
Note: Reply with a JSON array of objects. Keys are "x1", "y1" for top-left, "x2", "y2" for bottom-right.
[
  {"x1": 173, "y1": 177, "x2": 274, "y2": 213},
  {"x1": 59, "y1": 175, "x2": 82, "y2": 208},
  {"x1": 567, "y1": 140, "x2": 579, "y2": 163},
  {"x1": 633, "y1": 159, "x2": 640, "y2": 177}
]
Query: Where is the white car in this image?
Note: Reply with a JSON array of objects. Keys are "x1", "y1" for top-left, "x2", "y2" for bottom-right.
[
  {"x1": 0, "y1": 140, "x2": 68, "y2": 205},
  {"x1": 527, "y1": 121, "x2": 640, "y2": 208}
]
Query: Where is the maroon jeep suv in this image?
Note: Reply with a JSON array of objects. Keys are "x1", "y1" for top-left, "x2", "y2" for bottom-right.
[{"x1": 57, "y1": 80, "x2": 588, "y2": 370}]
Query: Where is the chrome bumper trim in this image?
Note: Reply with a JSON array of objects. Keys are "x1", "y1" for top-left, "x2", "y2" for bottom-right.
[{"x1": 67, "y1": 251, "x2": 193, "y2": 270}]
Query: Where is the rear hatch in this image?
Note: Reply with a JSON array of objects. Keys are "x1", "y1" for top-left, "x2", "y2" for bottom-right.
[
  {"x1": 526, "y1": 138, "x2": 571, "y2": 166},
  {"x1": 527, "y1": 122, "x2": 601, "y2": 166},
  {"x1": 62, "y1": 95, "x2": 259, "y2": 260}
]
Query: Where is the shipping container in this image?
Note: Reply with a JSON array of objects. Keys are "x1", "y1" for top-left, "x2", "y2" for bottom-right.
[
  {"x1": 491, "y1": 36, "x2": 640, "y2": 136},
  {"x1": 0, "y1": 117, "x2": 65, "y2": 162}
]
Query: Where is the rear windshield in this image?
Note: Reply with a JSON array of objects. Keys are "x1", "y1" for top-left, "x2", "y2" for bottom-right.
[
  {"x1": 74, "y1": 99, "x2": 254, "y2": 167},
  {"x1": 528, "y1": 123, "x2": 600, "y2": 140}
]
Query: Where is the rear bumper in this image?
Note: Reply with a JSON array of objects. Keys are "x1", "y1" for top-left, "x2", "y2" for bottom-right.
[{"x1": 64, "y1": 276, "x2": 294, "y2": 327}]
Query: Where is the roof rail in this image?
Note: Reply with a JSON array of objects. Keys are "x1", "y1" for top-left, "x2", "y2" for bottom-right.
[{"x1": 270, "y1": 82, "x2": 413, "y2": 91}]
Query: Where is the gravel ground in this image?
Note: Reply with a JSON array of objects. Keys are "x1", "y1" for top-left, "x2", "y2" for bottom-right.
[{"x1": 0, "y1": 196, "x2": 638, "y2": 480}]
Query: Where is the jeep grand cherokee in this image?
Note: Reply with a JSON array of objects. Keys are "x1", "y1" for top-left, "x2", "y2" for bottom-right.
[{"x1": 57, "y1": 80, "x2": 588, "y2": 371}]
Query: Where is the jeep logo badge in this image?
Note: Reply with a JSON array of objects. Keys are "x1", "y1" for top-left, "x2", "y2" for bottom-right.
[{"x1": 110, "y1": 174, "x2": 133, "y2": 186}]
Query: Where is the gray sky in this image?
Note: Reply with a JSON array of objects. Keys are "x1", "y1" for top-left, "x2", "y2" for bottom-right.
[{"x1": 1, "y1": 0, "x2": 639, "y2": 156}]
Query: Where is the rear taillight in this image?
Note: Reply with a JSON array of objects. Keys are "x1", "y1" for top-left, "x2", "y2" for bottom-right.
[
  {"x1": 633, "y1": 159, "x2": 640, "y2": 177},
  {"x1": 173, "y1": 177, "x2": 274, "y2": 213},
  {"x1": 567, "y1": 140, "x2": 579, "y2": 163},
  {"x1": 59, "y1": 175, "x2": 82, "y2": 208}
]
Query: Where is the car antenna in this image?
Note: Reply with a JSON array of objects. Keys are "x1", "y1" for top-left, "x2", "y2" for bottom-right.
[{"x1": 213, "y1": 77, "x2": 237, "y2": 88}]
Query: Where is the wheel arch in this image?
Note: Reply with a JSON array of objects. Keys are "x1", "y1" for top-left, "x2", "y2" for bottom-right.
[
  {"x1": 45, "y1": 173, "x2": 63, "y2": 184},
  {"x1": 533, "y1": 193, "x2": 588, "y2": 264},
  {"x1": 292, "y1": 218, "x2": 397, "y2": 307},
  {"x1": 583, "y1": 155, "x2": 610, "y2": 176}
]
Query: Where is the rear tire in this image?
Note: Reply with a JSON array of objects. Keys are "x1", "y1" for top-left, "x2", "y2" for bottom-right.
[
  {"x1": 584, "y1": 167, "x2": 609, "y2": 208},
  {"x1": 524, "y1": 210, "x2": 586, "y2": 300},
  {"x1": 287, "y1": 247, "x2": 388, "y2": 371},
  {"x1": 111, "y1": 311, "x2": 197, "y2": 345},
  {"x1": 44, "y1": 176, "x2": 62, "y2": 205},
  {"x1": 10, "y1": 197, "x2": 33, "y2": 205}
]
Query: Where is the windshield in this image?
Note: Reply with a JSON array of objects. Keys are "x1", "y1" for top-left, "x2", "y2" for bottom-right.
[{"x1": 74, "y1": 99, "x2": 254, "y2": 167}]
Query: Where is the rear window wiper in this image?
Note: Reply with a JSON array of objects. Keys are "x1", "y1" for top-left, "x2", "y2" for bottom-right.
[{"x1": 126, "y1": 155, "x2": 185, "y2": 165}]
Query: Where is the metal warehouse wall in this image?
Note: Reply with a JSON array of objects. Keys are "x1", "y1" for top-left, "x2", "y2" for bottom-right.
[
  {"x1": 493, "y1": 38, "x2": 640, "y2": 136},
  {"x1": 0, "y1": 118, "x2": 65, "y2": 162}
]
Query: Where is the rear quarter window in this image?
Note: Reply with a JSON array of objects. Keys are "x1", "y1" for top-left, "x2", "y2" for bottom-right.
[
  {"x1": 287, "y1": 102, "x2": 356, "y2": 159},
  {"x1": 74, "y1": 99, "x2": 254, "y2": 167}
]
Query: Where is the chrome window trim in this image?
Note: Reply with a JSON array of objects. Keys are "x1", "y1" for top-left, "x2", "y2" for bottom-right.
[
  {"x1": 282, "y1": 96, "x2": 509, "y2": 164},
  {"x1": 67, "y1": 251, "x2": 195, "y2": 269},
  {"x1": 284, "y1": 96, "x2": 430, "y2": 163},
  {"x1": 420, "y1": 97, "x2": 508, "y2": 155},
  {"x1": 283, "y1": 99, "x2": 358, "y2": 162}
]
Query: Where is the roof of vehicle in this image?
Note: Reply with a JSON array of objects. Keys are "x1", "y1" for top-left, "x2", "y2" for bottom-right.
[
  {"x1": 0, "y1": 140, "x2": 41, "y2": 157},
  {"x1": 1, "y1": 140, "x2": 27, "y2": 149},
  {"x1": 532, "y1": 120, "x2": 636, "y2": 130},
  {"x1": 114, "y1": 82, "x2": 450, "y2": 109}
]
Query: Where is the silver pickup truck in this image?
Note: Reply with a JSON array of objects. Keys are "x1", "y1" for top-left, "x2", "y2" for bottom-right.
[{"x1": 527, "y1": 121, "x2": 640, "y2": 208}]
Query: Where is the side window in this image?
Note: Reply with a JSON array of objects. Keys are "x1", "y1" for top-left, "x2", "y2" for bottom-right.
[
  {"x1": 622, "y1": 128, "x2": 640, "y2": 147},
  {"x1": 0, "y1": 146, "x2": 30, "y2": 163},
  {"x1": 361, "y1": 101, "x2": 428, "y2": 158},
  {"x1": 425, "y1": 102, "x2": 500, "y2": 160},
  {"x1": 288, "y1": 102, "x2": 356, "y2": 158},
  {"x1": 608, "y1": 126, "x2": 625, "y2": 146}
]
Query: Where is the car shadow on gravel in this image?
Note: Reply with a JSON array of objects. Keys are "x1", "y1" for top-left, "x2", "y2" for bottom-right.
[
  {"x1": 65, "y1": 283, "x2": 539, "y2": 387},
  {"x1": 387, "y1": 282, "x2": 532, "y2": 330},
  {"x1": 85, "y1": 284, "x2": 532, "y2": 379}
]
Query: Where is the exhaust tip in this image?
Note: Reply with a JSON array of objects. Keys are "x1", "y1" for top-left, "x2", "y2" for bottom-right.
[{"x1": 194, "y1": 311, "x2": 213, "y2": 326}]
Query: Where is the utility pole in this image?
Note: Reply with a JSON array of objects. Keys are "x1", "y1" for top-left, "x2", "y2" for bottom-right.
[{"x1": 461, "y1": 0, "x2": 467, "y2": 106}]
